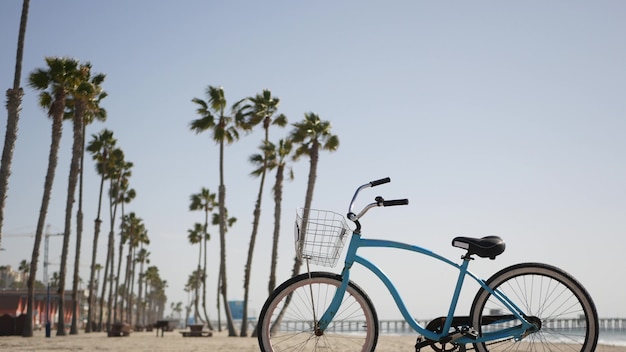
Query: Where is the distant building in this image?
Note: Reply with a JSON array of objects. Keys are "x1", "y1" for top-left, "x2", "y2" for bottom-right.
[
  {"x1": 0, "y1": 290, "x2": 75, "y2": 329},
  {"x1": 0, "y1": 265, "x2": 22, "y2": 289}
]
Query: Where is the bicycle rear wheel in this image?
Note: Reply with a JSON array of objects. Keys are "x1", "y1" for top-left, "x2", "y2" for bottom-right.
[
  {"x1": 257, "y1": 271, "x2": 379, "y2": 352},
  {"x1": 470, "y1": 263, "x2": 598, "y2": 352}
]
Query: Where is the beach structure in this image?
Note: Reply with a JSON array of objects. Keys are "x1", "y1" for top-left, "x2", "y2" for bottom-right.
[{"x1": 0, "y1": 290, "x2": 75, "y2": 335}]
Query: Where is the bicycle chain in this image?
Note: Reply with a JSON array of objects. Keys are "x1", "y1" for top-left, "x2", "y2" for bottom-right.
[
  {"x1": 416, "y1": 336, "x2": 514, "y2": 352},
  {"x1": 463, "y1": 337, "x2": 514, "y2": 351}
]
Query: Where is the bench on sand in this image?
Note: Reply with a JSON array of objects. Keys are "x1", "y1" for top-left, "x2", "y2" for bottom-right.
[
  {"x1": 154, "y1": 320, "x2": 173, "y2": 337},
  {"x1": 180, "y1": 324, "x2": 212, "y2": 337},
  {"x1": 107, "y1": 323, "x2": 131, "y2": 337}
]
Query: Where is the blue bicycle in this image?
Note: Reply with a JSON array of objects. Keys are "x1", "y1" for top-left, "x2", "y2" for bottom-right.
[{"x1": 257, "y1": 178, "x2": 599, "y2": 351}]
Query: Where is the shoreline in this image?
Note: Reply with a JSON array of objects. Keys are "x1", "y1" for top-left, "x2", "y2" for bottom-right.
[{"x1": 1, "y1": 330, "x2": 625, "y2": 351}]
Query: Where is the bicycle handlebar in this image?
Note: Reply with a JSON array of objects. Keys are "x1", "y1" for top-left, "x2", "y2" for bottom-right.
[
  {"x1": 369, "y1": 177, "x2": 390, "y2": 187},
  {"x1": 347, "y1": 177, "x2": 409, "y2": 224},
  {"x1": 381, "y1": 198, "x2": 409, "y2": 207}
]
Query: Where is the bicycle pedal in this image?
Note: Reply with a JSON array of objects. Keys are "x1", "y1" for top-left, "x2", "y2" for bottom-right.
[
  {"x1": 461, "y1": 326, "x2": 479, "y2": 340},
  {"x1": 414, "y1": 336, "x2": 428, "y2": 352}
]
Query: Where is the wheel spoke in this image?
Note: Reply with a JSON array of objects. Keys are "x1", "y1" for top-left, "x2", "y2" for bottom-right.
[
  {"x1": 258, "y1": 272, "x2": 378, "y2": 351},
  {"x1": 471, "y1": 263, "x2": 598, "y2": 352}
]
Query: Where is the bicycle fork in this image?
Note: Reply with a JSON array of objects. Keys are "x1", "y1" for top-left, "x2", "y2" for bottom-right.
[
  {"x1": 301, "y1": 258, "x2": 349, "y2": 336},
  {"x1": 312, "y1": 263, "x2": 353, "y2": 334}
]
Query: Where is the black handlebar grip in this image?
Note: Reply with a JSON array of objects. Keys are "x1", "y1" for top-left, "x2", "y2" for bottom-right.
[
  {"x1": 383, "y1": 199, "x2": 409, "y2": 207},
  {"x1": 370, "y1": 177, "x2": 391, "y2": 187}
]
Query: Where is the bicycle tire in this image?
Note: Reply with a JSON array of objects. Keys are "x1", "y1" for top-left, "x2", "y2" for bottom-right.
[
  {"x1": 470, "y1": 262, "x2": 598, "y2": 352},
  {"x1": 257, "y1": 271, "x2": 379, "y2": 352}
]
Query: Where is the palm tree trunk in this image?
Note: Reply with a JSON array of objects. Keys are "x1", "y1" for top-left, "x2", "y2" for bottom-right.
[
  {"x1": 24, "y1": 104, "x2": 63, "y2": 337},
  {"x1": 106, "y1": 227, "x2": 115, "y2": 331},
  {"x1": 216, "y1": 271, "x2": 221, "y2": 332},
  {"x1": 58, "y1": 101, "x2": 83, "y2": 336},
  {"x1": 218, "y1": 135, "x2": 237, "y2": 336},
  {"x1": 0, "y1": 0, "x2": 30, "y2": 250},
  {"x1": 272, "y1": 141, "x2": 319, "y2": 336},
  {"x1": 86, "y1": 175, "x2": 105, "y2": 332},
  {"x1": 0, "y1": 88, "x2": 24, "y2": 242},
  {"x1": 240, "y1": 169, "x2": 267, "y2": 336},
  {"x1": 195, "y1": 257, "x2": 202, "y2": 324},
  {"x1": 136, "y1": 253, "x2": 145, "y2": 328},
  {"x1": 270, "y1": 146, "x2": 320, "y2": 335},
  {"x1": 123, "y1": 248, "x2": 131, "y2": 326},
  {"x1": 268, "y1": 164, "x2": 285, "y2": 294},
  {"x1": 121, "y1": 245, "x2": 131, "y2": 322},
  {"x1": 184, "y1": 300, "x2": 191, "y2": 328},
  {"x1": 70, "y1": 103, "x2": 86, "y2": 335},
  {"x1": 201, "y1": 223, "x2": 213, "y2": 330},
  {"x1": 121, "y1": 222, "x2": 136, "y2": 325},
  {"x1": 290, "y1": 145, "x2": 319, "y2": 277},
  {"x1": 252, "y1": 166, "x2": 285, "y2": 339},
  {"x1": 98, "y1": 232, "x2": 111, "y2": 331},
  {"x1": 128, "y1": 246, "x2": 137, "y2": 327},
  {"x1": 69, "y1": 207, "x2": 83, "y2": 334},
  {"x1": 113, "y1": 232, "x2": 125, "y2": 323},
  {"x1": 105, "y1": 176, "x2": 123, "y2": 329}
]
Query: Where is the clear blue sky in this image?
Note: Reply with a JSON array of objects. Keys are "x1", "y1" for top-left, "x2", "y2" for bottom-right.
[{"x1": 1, "y1": 1, "x2": 624, "y2": 322}]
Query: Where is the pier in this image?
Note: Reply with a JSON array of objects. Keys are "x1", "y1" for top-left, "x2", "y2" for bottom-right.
[
  {"x1": 280, "y1": 318, "x2": 626, "y2": 334},
  {"x1": 378, "y1": 318, "x2": 626, "y2": 332}
]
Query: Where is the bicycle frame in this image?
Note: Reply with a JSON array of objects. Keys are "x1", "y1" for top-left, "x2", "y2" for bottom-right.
[{"x1": 316, "y1": 231, "x2": 536, "y2": 344}]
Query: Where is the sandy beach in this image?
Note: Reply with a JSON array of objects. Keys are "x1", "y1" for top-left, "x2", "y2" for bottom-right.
[{"x1": 0, "y1": 330, "x2": 624, "y2": 352}]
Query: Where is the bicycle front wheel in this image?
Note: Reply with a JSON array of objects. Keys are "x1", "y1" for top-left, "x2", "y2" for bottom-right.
[
  {"x1": 257, "y1": 271, "x2": 379, "y2": 352},
  {"x1": 470, "y1": 263, "x2": 599, "y2": 352}
]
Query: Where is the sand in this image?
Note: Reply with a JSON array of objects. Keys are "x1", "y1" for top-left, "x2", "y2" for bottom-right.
[{"x1": 0, "y1": 330, "x2": 624, "y2": 351}]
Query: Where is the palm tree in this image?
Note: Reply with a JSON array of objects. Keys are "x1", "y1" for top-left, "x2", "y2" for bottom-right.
[
  {"x1": 144, "y1": 266, "x2": 167, "y2": 323},
  {"x1": 0, "y1": 0, "x2": 30, "y2": 250},
  {"x1": 55, "y1": 62, "x2": 104, "y2": 335},
  {"x1": 189, "y1": 187, "x2": 216, "y2": 330},
  {"x1": 135, "y1": 247, "x2": 150, "y2": 328},
  {"x1": 49, "y1": 271, "x2": 61, "y2": 289},
  {"x1": 183, "y1": 285, "x2": 192, "y2": 327},
  {"x1": 170, "y1": 301, "x2": 183, "y2": 321},
  {"x1": 212, "y1": 209, "x2": 236, "y2": 332},
  {"x1": 240, "y1": 90, "x2": 287, "y2": 336},
  {"x1": 88, "y1": 263, "x2": 102, "y2": 330},
  {"x1": 99, "y1": 147, "x2": 127, "y2": 331},
  {"x1": 19, "y1": 259, "x2": 29, "y2": 287},
  {"x1": 126, "y1": 219, "x2": 148, "y2": 328},
  {"x1": 0, "y1": 265, "x2": 8, "y2": 288},
  {"x1": 268, "y1": 115, "x2": 338, "y2": 335},
  {"x1": 143, "y1": 266, "x2": 159, "y2": 323},
  {"x1": 118, "y1": 211, "x2": 143, "y2": 325},
  {"x1": 113, "y1": 215, "x2": 126, "y2": 324},
  {"x1": 112, "y1": 165, "x2": 135, "y2": 324},
  {"x1": 289, "y1": 113, "x2": 339, "y2": 277},
  {"x1": 187, "y1": 223, "x2": 204, "y2": 325},
  {"x1": 118, "y1": 212, "x2": 133, "y2": 323},
  {"x1": 85, "y1": 129, "x2": 117, "y2": 332},
  {"x1": 24, "y1": 57, "x2": 81, "y2": 337},
  {"x1": 249, "y1": 139, "x2": 293, "y2": 338},
  {"x1": 190, "y1": 85, "x2": 248, "y2": 336},
  {"x1": 266, "y1": 139, "x2": 294, "y2": 294},
  {"x1": 70, "y1": 67, "x2": 106, "y2": 334}
]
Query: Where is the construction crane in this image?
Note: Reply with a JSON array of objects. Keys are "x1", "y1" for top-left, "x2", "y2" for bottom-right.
[
  {"x1": 43, "y1": 230, "x2": 64, "y2": 286},
  {"x1": 4, "y1": 225, "x2": 63, "y2": 286}
]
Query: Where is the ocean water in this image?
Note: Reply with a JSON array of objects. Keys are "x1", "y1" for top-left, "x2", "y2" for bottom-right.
[
  {"x1": 378, "y1": 325, "x2": 626, "y2": 347},
  {"x1": 599, "y1": 330, "x2": 626, "y2": 346}
]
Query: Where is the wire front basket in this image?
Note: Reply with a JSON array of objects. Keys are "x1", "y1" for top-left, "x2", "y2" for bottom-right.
[{"x1": 294, "y1": 208, "x2": 351, "y2": 267}]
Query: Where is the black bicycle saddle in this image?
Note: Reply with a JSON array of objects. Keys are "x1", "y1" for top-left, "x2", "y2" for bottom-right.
[{"x1": 452, "y1": 236, "x2": 505, "y2": 259}]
